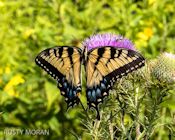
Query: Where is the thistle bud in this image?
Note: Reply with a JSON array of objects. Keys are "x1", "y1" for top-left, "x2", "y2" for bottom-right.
[{"x1": 151, "y1": 53, "x2": 175, "y2": 84}]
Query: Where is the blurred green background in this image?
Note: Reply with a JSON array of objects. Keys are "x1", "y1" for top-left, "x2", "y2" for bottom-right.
[{"x1": 0, "y1": 0, "x2": 175, "y2": 139}]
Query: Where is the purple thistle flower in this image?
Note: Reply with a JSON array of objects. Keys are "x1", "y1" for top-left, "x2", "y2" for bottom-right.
[{"x1": 83, "y1": 33, "x2": 135, "y2": 51}]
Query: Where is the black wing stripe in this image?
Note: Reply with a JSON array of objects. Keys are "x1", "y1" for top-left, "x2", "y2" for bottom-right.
[
  {"x1": 110, "y1": 48, "x2": 115, "y2": 59},
  {"x1": 53, "y1": 49, "x2": 57, "y2": 57},
  {"x1": 58, "y1": 47, "x2": 63, "y2": 57},
  {"x1": 95, "y1": 47, "x2": 105, "y2": 65},
  {"x1": 35, "y1": 56, "x2": 63, "y2": 81},
  {"x1": 116, "y1": 49, "x2": 122, "y2": 58},
  {"x1": 68, "y1": 47, "x2": 74, "y2": 65}
]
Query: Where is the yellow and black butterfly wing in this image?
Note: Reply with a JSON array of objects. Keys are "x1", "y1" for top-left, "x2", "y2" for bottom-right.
[
  {"x1": 35, "y1": 46, "x2": 82, "y2": 108},
  {"x1": 86, "y1": 47, "x2": 145, "y2": 119}
]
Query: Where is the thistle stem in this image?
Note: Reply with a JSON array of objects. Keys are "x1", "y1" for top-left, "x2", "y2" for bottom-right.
[
  {"x1": 109, "y1": 112, "x2": 114, "y2": 140},
  {"x1": 135, "y1": 88, "x2": 141, "y2": 140},
  {"x1": 93, "y1": 117, "x2": 101, "y2": 140},
  {"x1": 144, "y1": 87, "x2": 165, "y2": 139}
]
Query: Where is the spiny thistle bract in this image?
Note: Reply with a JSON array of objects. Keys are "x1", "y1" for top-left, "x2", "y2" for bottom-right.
[{"x1": 150, "y1": 52, "x2": 175, "y2": 84}]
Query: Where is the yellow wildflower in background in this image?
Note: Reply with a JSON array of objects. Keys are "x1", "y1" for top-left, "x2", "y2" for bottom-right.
[
  {"x1": 5, "y1": 66, "x2": 11, "y2": 74},
  {"x1": 0, "y1": 1, "x2": 4, "y2": 7},
  {"x1": 0, "y1": 68, "x2": 3, "y2": 75},
  {"x1": 23, "y1": 28, "x2": 35, "y2": 39},
  {"x1": 148, "y1": 0, "x2": 156, "y2": 5},
  {"x1": 4, "y1": 74, "x2": 25, "y2": 97},
  {"x1": 135, "y1": 27, "x2": 153, "y2": 48},
  {"x1": 137, "y1": 27, "x2": 153, "y2": 41}
]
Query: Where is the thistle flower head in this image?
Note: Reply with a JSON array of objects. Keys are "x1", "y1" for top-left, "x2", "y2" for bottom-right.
[
  {"x1": 151, "y1": 52, "x2": 175, "y2": 84},
  {"x1": 83, "y1": 33, "x2": 135, "y2": 51},
  {"x1": 164, "y1": 52, "x2": 175, "y2": 59}
]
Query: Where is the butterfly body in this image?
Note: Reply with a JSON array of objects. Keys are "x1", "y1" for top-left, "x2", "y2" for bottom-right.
[{"x1": 35, "y1": 34, "x2": 145, "y2": 119}]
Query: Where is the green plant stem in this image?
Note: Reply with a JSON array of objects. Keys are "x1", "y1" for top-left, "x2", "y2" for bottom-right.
[
  {"x1": 144, "y1": 101, "x2": 157, "y2": 140},
  {"x1": 135, "y1": 90, "x2": 147, "y2": 140},
  {"x1": 121, "y1": 109, "x2": 126, "y2": 137},
  {"x1": 109, "y1": 112, "x2": 114, "y2": 140},
  {"x1": 157, "y1": 107, "x2": 166, "y2": 140},
  {"x1": 144, "y1": 87, "x2": 165, "y2": 140},
  {"x1": 93, "y1": 119, "x2": 101, "y2": 140},
  {"x1": 135, "y1": 89, "x2": 141, "y2": 140}
]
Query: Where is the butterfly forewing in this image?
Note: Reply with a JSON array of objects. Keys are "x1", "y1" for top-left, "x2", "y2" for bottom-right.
[
  {"x1": 86, "y1": 47, "x2": 145, "y2": 118},
  {"x1": 35, "y1": 46, "x2": 82, "y2": 108}
]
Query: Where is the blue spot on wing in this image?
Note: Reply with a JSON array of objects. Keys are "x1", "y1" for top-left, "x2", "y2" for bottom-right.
[
  {"x1": 100, "y1": 83, "x2": 106, "y2": 91},
  {"x1": 63, "y1": 82, "x2": 67, "y2": 88},
  {"x1": 96, "y1": 88, "x2": 101, "y2": 97},
  {"x1": 86, "y1": 79, "x2": 110, "y2": 107},
  {"x1": 58, "y1": 78, "x2": 81, "y2": 108}
]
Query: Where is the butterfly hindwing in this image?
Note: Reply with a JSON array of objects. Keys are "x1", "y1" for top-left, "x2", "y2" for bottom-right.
[
  {"x1": 86, "y1": 47, "x2": 145, "y2": 118},
  {"x1": 35, "y1": 46, "x2": 82, "y2": 108}
]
